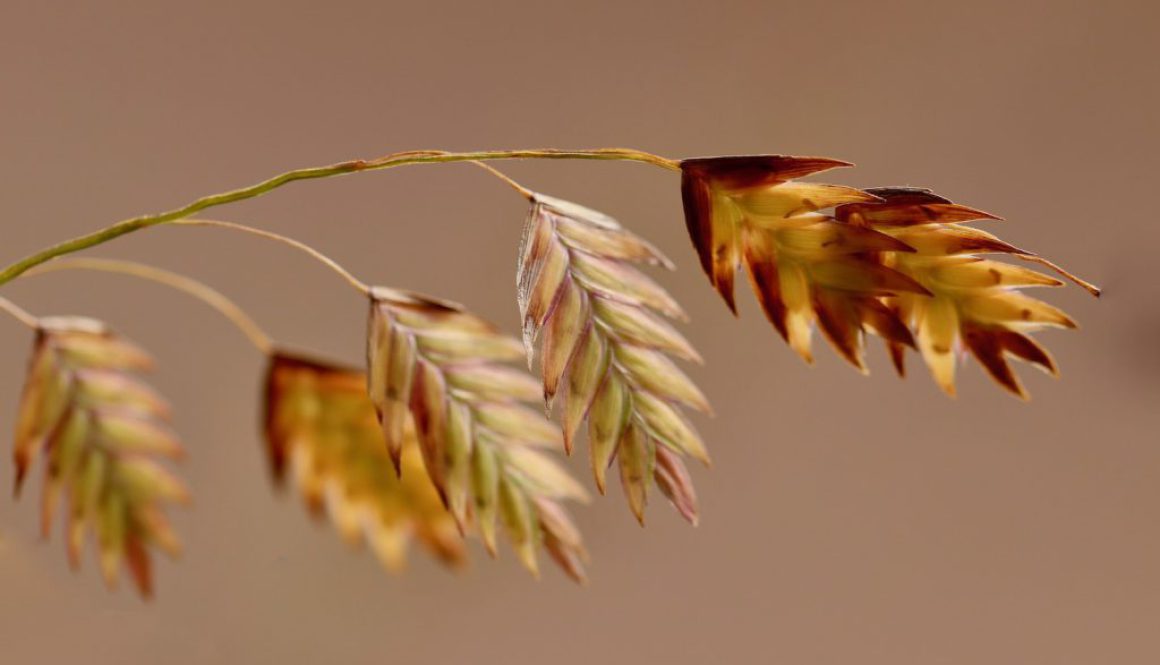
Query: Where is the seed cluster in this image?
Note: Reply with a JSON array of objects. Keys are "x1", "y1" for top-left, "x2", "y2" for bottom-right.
[
  {"x1": 366, "y1": 288, "x2": 589, "y2": 580},
  {"x1": 680, "y1": 156, "x2": 1092, "y2": 397},
  {"x1": 518, "y1": 194, "x2": 705, "y2": 525}
]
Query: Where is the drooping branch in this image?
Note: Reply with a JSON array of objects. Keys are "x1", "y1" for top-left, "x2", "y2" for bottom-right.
[
  {"x1": 0, "y1": 148, "x2": 676, "y2": 287},
  {"x1": 0, "y1": 140, "x2": 1107, "y2": 598}
]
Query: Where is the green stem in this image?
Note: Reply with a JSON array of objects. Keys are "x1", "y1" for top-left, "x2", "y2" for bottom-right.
[{"x1": 0, "y1": 148, "x2": 678, "y2": 287}]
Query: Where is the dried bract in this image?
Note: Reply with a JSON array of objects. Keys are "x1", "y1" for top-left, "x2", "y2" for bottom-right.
[
  {"x1": 680, "y1": 155, "x2": 925, "y2": 370},
  {"x1": 366, "y1": 288, "x2": 588, "y2": 580},
  {"x1": 680, "y1": 157, "x2": 1094, "y2": 395},
  {"x1": 836, "y1": 187, "x2": 1090, "y2": 398},
  {"x1": 517, "y1": 193, "x2": 706, "y2": 525},
  {"x1": 12, "y1": 317, "x2": 186, "y2": 598}
]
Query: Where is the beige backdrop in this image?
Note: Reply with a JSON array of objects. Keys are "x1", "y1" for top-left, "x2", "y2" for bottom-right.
[{"x1": 1, "y1": 1, "x2": 1157, "y2": 663}]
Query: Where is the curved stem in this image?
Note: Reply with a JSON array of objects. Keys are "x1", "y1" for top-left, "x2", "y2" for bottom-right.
[
  {"x1": 24, "y1": 258, "x2": 275, "y2": 354},
  {"x1": 0, "y1": 148, "x2": 677, "y2": 287},
  {"x1": 0, "y1": 296, "x2": 39, "y2": 329},
  {"x1": 172, "y1": 219, "x2": 371, "y2": 295}
]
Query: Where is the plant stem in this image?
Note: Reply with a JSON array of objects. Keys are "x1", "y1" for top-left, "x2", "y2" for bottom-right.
[
  {"x1": 467, "y1": 161, "x2": 535, "y2": 199},
  {"x1": 0, "y1": 148, "x2": 677, "y2": 287},
  {"x1": 25, "y1": 258, "x2": 275, "y2": 353},
  {"x1": 172, "y1": 219, "x2": 372, "y2": 295},
  {"x1": 0, "y1": 296, "x2": 39, "y2": 329}
]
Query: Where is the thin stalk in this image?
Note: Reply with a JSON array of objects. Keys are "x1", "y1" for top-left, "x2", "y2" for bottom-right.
[
  {"x1": 171, "y1": 219, "x2": 371, "y2": 295},
  {"x1": 367, "y1": 149, "x2": 535, "y2": 198},
  {"x1": 25, "y1": 258, "x2": 275, "y2": 354},
  {"x1": 469, "y1": 161, "x2": 534, "y2": 200},
  {"x1": 0, "y1": 296, "x2": 39, "y2": 329},
  {"x1": 0, "y1": 148, "x2": 678, "y2": 286}
]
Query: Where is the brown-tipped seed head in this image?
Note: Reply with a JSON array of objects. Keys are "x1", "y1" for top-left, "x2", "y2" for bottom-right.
[
  {"x1": 680, "y1": 155, "x2": 916, "y2": 371},
  {"x1": 834, "y1": 188, "x2": 1089, "y2": 399},
  {"x1": 678, "y1": 157, "x2": 1093, "y2": 398}
]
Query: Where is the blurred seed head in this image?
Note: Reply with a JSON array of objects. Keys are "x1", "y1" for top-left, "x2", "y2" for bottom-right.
[
  {"x1": 12, "y1": 316, "x2": 186, "y2": 599},
  {"x1": 264, "y1": 352, "x2": 466, "y2": 571}
]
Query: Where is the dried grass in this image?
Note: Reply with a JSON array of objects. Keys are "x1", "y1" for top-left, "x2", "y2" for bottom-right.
[{"x1": 0, "y1": 146, "x2": 1099, "y2": 597}]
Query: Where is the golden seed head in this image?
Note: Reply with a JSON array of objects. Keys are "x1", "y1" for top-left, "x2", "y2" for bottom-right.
[
  {"x1": 839, "y1": 187, "x2": 1080, "y2": 399},
  {"x1": 264, "y1": 352, "x2": 467, "y2": 571},
  {"x1": 680, "y1": 159, "x2": 1091, "y2": 398}
]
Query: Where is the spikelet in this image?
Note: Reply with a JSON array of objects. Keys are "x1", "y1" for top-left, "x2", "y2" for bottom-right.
[
  {"x1": 680, "y1": 155, "x2": 928, "y2": 371},
  {"x1": 366, "y1": 288, "x2": 589, "y2": 580},
  {"x1": 835, "y1": 187, "x2": 1097, "y2": 398},
  {"x1": 263, "y1": 352, "x2": 466, "y2": 572},
  {"x1": 517, "y1": 193, "x2": 706, "y2": 526},
  {"x1": 12, "y1": 316, "x2": 186, "y2": 598}
]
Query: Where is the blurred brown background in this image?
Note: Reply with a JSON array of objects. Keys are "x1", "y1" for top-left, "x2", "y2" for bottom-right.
[{"x1": 0, "y1": 1, "x2": 1157, "y2": 662}]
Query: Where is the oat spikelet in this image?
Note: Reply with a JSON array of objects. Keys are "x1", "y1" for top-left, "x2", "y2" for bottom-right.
[
  {"x1": 263, "y1": 352, "x2": 466, "y2": 572},
  {"x1": 680, "y1": 156, "x2": 929, "y2": 370},
  {"x1": 836, "y1": 187, "x2": 1093, "y2": 399},
  {"x1": 366, "y1": 288, "x2": 589, "y2": 580},
  {"x1": 518, "y1": 193, "x2": 706, "y2": 526},
  {"x1": 12, "y1": 317, "x2": 187, "y2": 598}
]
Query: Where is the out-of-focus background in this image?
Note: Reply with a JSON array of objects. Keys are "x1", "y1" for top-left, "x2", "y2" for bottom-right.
[{"x1": 0, "y1": 1, "x2": 1157, "y2": 662}]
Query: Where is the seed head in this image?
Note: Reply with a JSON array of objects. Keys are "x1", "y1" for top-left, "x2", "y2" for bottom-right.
[
  {"x1": 365, "y1": 289, "x2": 588, "y2": 580},
  {"x1": 12, "y1": 317, "x2": 185, "y2": 599},
  {"x1": 837, "y1": 187, "x2": 1085, "y2": 398},
  {"x1": 264, "y1": 352, "x2": 466, "y2": 571},
  {"x1": 679, "y1": 157, "x2": 1094, "y2": 396},
  {"x1": 517, "y1": 193, "x2": 707, "y2": 525}
]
